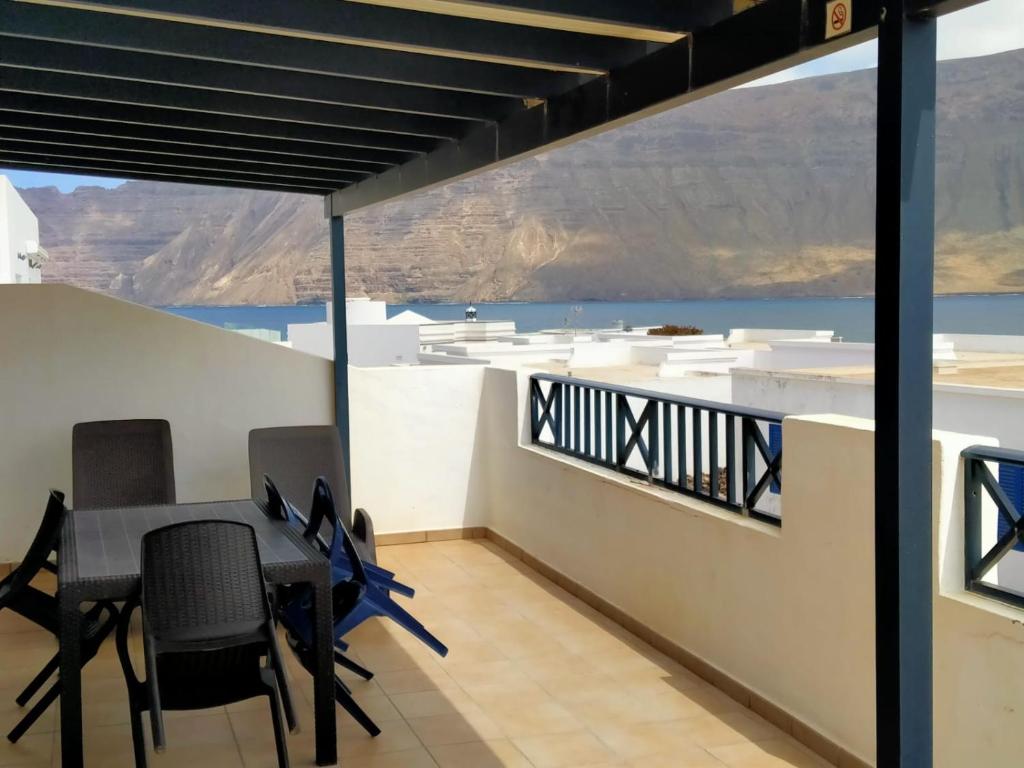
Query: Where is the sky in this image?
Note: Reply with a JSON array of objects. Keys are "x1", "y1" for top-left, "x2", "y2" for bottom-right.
[{"x1": 4, "y1": 0, "x2": 1023, "y2": 193}]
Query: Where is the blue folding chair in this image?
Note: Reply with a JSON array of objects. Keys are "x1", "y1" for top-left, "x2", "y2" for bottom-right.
[
  {"x1": 261, "y1": 476, "x2": 381, "y2": 735},
  {"x1": 303, "y1": 477, "x2": 448, "y2": 658},
  {"x1": 263, "y1": 476, "x2": 414, "y2": 600}
]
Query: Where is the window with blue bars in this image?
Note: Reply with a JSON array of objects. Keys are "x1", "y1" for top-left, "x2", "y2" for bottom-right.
[
  {"x1": 769, "y1": 423, "x2": 781, "y2": 495},
  {"x1": 998, "y1": 463, "x2": 1024, "y2": 553}
]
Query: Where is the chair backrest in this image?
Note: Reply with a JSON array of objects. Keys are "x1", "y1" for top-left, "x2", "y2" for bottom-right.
[
  {"x1": 0, "y1": 491, "x2": 66, "y2": 606},
  {"x1": 248, "y1": 426, "x2": 350, "y2": 528},
  {"x1": 73, "y1": 419, "x2": 175, "y2": 510},
  {"x1": 141, "y1": 520, "x2": 270, "y2": 645},
  {"x1": 308, "y1": 477, "x2": 367, "y2": 588}
]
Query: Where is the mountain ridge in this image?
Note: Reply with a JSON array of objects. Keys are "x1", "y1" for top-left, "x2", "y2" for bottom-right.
[{"x1": 18, "y1": 48, "x2": 1024, "y2": 305}]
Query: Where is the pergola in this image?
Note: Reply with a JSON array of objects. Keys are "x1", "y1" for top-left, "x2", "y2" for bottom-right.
[{"x1": 0, "y1": 1, "x2": 988, "y2": 765}]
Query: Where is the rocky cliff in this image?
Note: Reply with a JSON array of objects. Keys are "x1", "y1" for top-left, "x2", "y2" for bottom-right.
[{"x1": 19, "y1": 48, "x2": 1024, "y2": 305}]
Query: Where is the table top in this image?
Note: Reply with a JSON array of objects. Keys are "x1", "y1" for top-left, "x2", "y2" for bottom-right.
[{"x1": 59, "y1": 499, "x2": 327, "y2": 601}]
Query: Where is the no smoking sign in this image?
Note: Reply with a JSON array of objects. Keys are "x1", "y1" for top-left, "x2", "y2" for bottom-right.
[{"x1": 826, "y1": 0, "x2": 852, "y2": 39}]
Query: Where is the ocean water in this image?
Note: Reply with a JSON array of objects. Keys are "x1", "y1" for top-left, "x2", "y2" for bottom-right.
[{"x1": 163, "y1": 294, "x2": 1024, "y2": 342}]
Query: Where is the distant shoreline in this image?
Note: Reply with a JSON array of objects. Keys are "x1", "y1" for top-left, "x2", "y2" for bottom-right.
[{"x1": 158, "y1": 291, "x2": 1024, "y2": 310}]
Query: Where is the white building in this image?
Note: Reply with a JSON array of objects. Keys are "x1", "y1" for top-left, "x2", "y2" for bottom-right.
[
  {"x1": 288, "y1": 298, "x2": 514, "y2": 365},
  {"x1": 0, "y1": 176, "x2": 47, "y2": 284}
]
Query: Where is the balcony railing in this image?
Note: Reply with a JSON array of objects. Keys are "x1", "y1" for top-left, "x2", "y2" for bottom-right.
[
  {"x1": 963, "y1": 445, "x2": 1024, "y2": 609},
  {"x1": 529, "y1": 374, "x2": 785, "y2": 525}
]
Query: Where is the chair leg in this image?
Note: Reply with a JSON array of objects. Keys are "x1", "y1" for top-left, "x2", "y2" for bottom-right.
[
  {"x1": 128, "y1": 699, "x2": 148, "y2": 768},
  {"x1": 7, "y1": 678, "x2": 60, "y2": 743},
  {"x1": 334, "y1": 677, "x2": 381, "y2": 737},
  {"x1": 333, "y1": 650, "x2": 374, "y2": 681},
  {"x1": 15, "y1": 652, "x2": 60, "y2": 706},
  {"x1": 267, "y1": 689, "x2": 291, "y2": 768}
]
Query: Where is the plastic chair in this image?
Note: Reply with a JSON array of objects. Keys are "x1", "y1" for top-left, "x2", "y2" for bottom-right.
[
  {"x1": 248, "y1": 426, "x2": 376, "y2": 563},
  {"x1": 73, "y1": 419, "x2": 175, "y2": 509},
  {"x1": 262, "y1": 475, "x2": 412, "y2": 598},
  {"x1": 116, "y1": 521, "x2": 296, "y2": 768},
  {"x1": 294, "y1": 478, "x2": 447, "y2": 658},
  {"x1": 2, "y1": 491, "x2": 119, "y2": 743},
  {"x1": 263, "y1": 476, "x2": 383, "y2": 736}
]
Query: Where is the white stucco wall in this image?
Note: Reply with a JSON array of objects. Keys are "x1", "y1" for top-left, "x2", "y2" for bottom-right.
[
  {"x1": 731, "y1": 369, "x2": 1024, "y2": 588},
  {"x1": 0, "y1": 285, "x2": 334, "y2": 561},
  {"x1": 479, "y1": 370, "x2": 1024, "y2": 766},
  {"x1": 349, "y1": 365, "x2": 488, "y2": 533},
  {"x1": 0, "y1": 176, "x2": 42, "y2": 284},
  {"x1": 288, "y1": 316, "x2": 420, "y2": 365},
  {"x1": 751, "y1": 340, "x2": 874, "y2": 370}
]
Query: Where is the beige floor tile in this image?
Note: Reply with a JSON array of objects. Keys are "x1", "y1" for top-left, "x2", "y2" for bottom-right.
[
  {"x1": 513, "y1": 730, "x2": 618, "y2": 768},
  {"x1": 484, "y1": 697, "x2": 584, "y2": 739},
  {"x1": 534, "y1": 671, "x2": 625, "y2": 705},
  {"x1": 375, "y1": 664, "x2": 458, "y2": 696},
  {"x1": 442, "y1": 659, "x2": 525, "y2": 690},
  {"x1": 593, "y1": 719, "x2": 706, "y2": 760},
  {"x1": 428, "y1": 738, "x2": 533, "y2": 768},
  {"x1": 435, "y1": 639, "x2": 508, "y2": 667},
  {"x1": 340, "y1": 717, "x2": 424, "y2": 758},
  {"x1": 1, "y1": 540, "x2": 836, "y2": 768},
  {"x1": 709, "y1": 739, "x2": 832, "y2": 768},
  {"x1": 676, "y1": 712, "x2": 784, "y2": 751},
  {"x1": 460, "y1": 677, "x2": 551, "y2": 707},
  {"x1": 0, "y1": 730, "x2": 53, "y2": 767},
  {"x1": 0, "y1": 611, "x2": 46, "y2": 636},
  {"x1": 406, "y1": 710, "x2": 504, "y2": 746},
  {"x1": 341, "y1": 692, "x2": 405, "y2": 725},
  {"x1": 491, "y1": 631, "x2": 569, "y2": 661},
  {"x1": 389, "y1": 689, "x2": 481, "y2": 720},
  {"x1": 0, "y1": 683, "x2": 57, "y2": 736},
  {"x1": 627, "y1": 749, "x2": 727, "y2": 767},
  {"x1": 351, "y1": 746, "x2": 440, "y2": 767}
]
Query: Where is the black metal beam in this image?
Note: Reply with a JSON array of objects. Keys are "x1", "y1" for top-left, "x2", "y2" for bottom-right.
[
  {"x1": 460, "y1": 1, "x2": 734, "y2": 33},
  {"x1": 0, "y1": 157, "x2": 333, "y2": 195},
  {"x1": 0, "y1": 36, "x2": 520, "y2": 122},
  {"x1": 0, "y1": 68, "x2": 473, "y2": 139},
  {"x1": 329, "y1": 216, "x2": 352, "y2": 497},
  {"x1": 0, "y1": 2, "x2": 585, "y2": 98},
  {"x1": 0, "y1": 139, "x2": 366, "y2": 185},
  {"x1": 0, "y1": 109, "x2": 410, "y2": 166},
  {"x1": 19, "y1": 0, "x2": 653, "y2": 73},
  {"x1": 874, "y1": 1, "x2": 937, "y2": 765},
  {"x1": 0, "y1": 125, "x2": 388, "y2": 175},
  {"x1": 330, "y1": 0, "x2": 849, "y2": 214},
  {"x1": 0, "y1": 92, "x2": 443, "y2": 153}
]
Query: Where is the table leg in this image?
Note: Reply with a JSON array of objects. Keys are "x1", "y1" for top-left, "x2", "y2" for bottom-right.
[
  {"x1": 312, "y1": 575, "x2": 338, "y2": 766},
  {"x1": 58, "y1": 588, "x2": 83, "y2": 768}
]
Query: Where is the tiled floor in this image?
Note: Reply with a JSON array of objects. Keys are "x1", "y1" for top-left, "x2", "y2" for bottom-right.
[{"x1": 0, "y1": 540, "x2": 830, "y2": 767}]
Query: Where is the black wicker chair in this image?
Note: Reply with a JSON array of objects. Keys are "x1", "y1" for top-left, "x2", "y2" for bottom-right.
[
  {"x1": 116, "y1": 520, "x2": 296, "y2": 768},
  {"x1": 2, "y1": 491, "x2": 119, "y2": 743},
  {"x1": 248, "y1": 426, "x2": 376, "y2": 564},
  {"x1": 73, "y1": 419, "x2": 175, "y2": 510}
]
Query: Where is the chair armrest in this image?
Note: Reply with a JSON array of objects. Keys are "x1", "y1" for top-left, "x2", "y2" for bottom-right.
[{"x1": 352, "y1": 508, "x2": 377, "y2": 565}]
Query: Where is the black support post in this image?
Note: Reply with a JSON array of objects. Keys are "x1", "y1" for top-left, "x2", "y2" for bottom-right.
[
  {"x1": 329, "y1": 215, "x2": 352, "y2": 495},
  {"x1": 874, "y1": 2, "x2": 937, "y2": 766}
]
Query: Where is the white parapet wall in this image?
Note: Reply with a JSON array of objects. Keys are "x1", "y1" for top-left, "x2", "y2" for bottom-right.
[
  {"x1": 727, "y1": 328, "x2": 836, "y2": 344},
  {"x1": 479, "y1": 371, "x2": 1024, "y2": 766},
  {"x1": 348, "y1": 364, "x2": 489, "y2": 532},
  {"x1": 0, "y1": 284, "x2": 335, "y2": 562}
]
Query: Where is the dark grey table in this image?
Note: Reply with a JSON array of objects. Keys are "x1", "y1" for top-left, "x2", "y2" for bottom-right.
[{"x1": 57, "y1": 499, "x2": 336, "y2": 767}]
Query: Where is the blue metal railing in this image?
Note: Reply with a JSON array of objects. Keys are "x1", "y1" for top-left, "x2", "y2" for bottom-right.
[
  {"x1": 529, "y1": 374, "x2": 785, "y2": 525},
  {"x1": 962, "y1": 445, "x2": 1024, "y2": 609}
]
